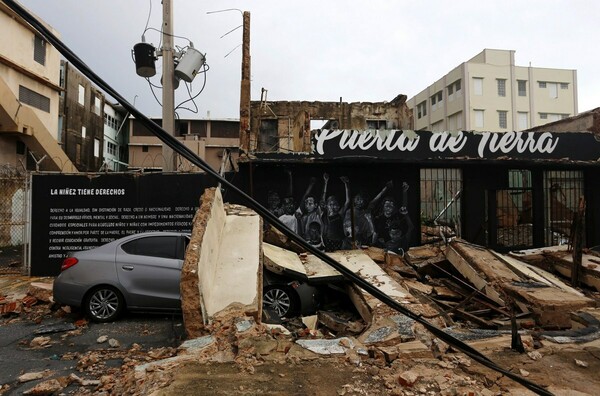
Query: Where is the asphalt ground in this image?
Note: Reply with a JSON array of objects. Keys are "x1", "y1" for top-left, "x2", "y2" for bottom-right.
[{"x1": 0, "y1": 276, "x2": 184, "y2": 395}]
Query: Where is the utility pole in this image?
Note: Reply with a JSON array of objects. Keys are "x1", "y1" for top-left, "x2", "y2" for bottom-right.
[
  {"x1": 239, "y1": 11, "x2": 251, "y2": 152},
  {"x1": 162, "y1": 0, "x2": 176, "y2": 171}
]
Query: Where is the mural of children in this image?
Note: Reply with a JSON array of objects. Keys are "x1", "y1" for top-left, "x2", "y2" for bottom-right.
[
  {"x1": 278, "y1": 196, "x2": 298, "y2": 233},
  {"x1": 295, "y1": 177, "x2": 323, "y2": 240},
  {"x1": 374, "y1": 182, "x2": 411, "y2": 247},
  {"x1": 321, "y1": 174, "x2": 350, "y2": 251},
  {"x1": 344, "y1": 180, "x2": 393, "y2": 248},
  {"x1": 307, "y1": 221, "x2": 325, "y2": 251}
]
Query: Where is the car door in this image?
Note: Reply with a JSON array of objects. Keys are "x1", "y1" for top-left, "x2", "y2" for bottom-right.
[{"x1": 115, "y1": 234, "x2": 185, "y2": 309}]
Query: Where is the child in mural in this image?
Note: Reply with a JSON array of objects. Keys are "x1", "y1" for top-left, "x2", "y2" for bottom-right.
[
  {"x1": 307, "y1": 221, "x2": 325, "y2": 251},
  {"x1": 321, "y1": 173, "x2": 350, "y2": 252},
  {"x1": 295, "y1": 177, "x2": 324, "y2": 240},
  {"x1": 278, "y1": 196, "x2": 298, "y2": 233},
  {"x1": 343, "y1": 180, "x2": 393, "y2": 248},
  {"x1": 384, "y1": 217, "x2": 413, "y2": 255},
  {"x1": 276, "y1": 169, "x2": 299, "y2": 233},
  {"x1": 267, "y1": 190, "x2": 284, "y2": 217},
  {"x1": 374, "y1": 182, "x2": 413, "y2": 250}
]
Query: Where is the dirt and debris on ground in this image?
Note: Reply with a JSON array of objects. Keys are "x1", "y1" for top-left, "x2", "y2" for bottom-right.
[{"x1": 2, "y1": 238, "x2": 600, "y2": 395}]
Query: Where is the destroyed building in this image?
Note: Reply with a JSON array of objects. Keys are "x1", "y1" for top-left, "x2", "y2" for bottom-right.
[{"x1": 238, "y1": 95, "x2": 600, "y2": 254}]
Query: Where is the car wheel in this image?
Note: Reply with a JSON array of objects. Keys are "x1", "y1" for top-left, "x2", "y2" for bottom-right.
[
  {"x1": 263, "y1": 286, "x2": 298, "y2": 319},
  {"x1": 84, "y1": 286, "x2": 124, "y2": 323}
]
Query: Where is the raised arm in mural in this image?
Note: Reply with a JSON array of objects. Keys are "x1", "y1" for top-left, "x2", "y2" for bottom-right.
[
  {"x1": 381, "y1": 182, "x2": 413, "y2": 255},
  {"x1": 343, "y1": 180, "x2": 383, "y2": 248},
  {"x1": 321, "y1": 174, "x2": 350, "y2": 251},
  {"x1": 296, "y1": 176, "x2": 323, "y2": 240},
  {"x1": 277, "y1": 169, "x2": 299, "y2": 233}
]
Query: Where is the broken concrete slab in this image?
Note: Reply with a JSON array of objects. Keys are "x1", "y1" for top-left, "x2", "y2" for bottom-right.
[
  {"x1": 263, "y1": 242, "x2": 308, "y2": 280},
  {"x1": 447, "y1": 240, "x2": 594, "y2": 329},
  {"x1": 303, "y1": 250, "x2": 448, "y2": 346},
  {"x1": 317, "y1": 311, "x2": 364, "y2": 334},
  {"x1": 512, "y1": 245, "x2": 600, "y2": 290},
  {"x1": 445, "y1": 242, "x2": 504, "y2": 305},
  {"x1": 27, "y1": 282, "x2": 53, "y2": 303},
  {"x1": 181, "y1": 188, "x2": 262, "y2": 337},
  {"x1": 295, "y1": 337, "x2": 356, "y2": 355},
  {"x1": 178, "y1": 335, "x2": 215, "y2": 354},
  {"x1": 545, "y1": 252, "x2": 600, "y2": 291},
  {"x1": 495, "y1": 251, "x2": 585, "y2": 297},
  {"x1": 302, "y1": 254, "x2": 345, "y2": 284},
  {"x1": 503, "y1": 282, "x2": 594, "y2": 328}
]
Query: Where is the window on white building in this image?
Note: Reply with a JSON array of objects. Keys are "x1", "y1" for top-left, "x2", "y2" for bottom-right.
[
  {"x1": 539, "y1": 113, "x2": 548, "y2": 119},
  {"x1": 498, "y1": 111, "x2": 508, "y2": 129},
  {"x1": 538, "y1": 81, "x2": 546, "y2": 88},
  {"x1": 447, "y1": 80, "x2": 462, "y2": 102},
  {"x1": 548, "y1": 82, "x2": 558, "y2": 98},
  {"x1": 497, "y1": 79, "x2": 506, "y2": 97},
  {"x1": 78, "y1": 84, "x2": 85, "y2": 106},
  {"x1": 518, "y1": 112, "x2": 528, "y2": 130},
  {"x1": 518, "y1": 80, "x2": 527, "y2": 97},
  {"x1": 94, "y1": 138, "x2": 100, "y2": 158},
  {"x1": 417, "y1": 101, "x2": 427, "y2": 119},
  {"x1": 474, "y1": 110, "x2": 484, "y2": 128},
  {"x1": 560, "y1": 83, "x2": 569, "y2": 89},
  {"x1": 473, "y1": 78, "x2": 483, "y2": 96},
  {"x1": 447, "y1": 111, "x2": 463, "y2": 131},
  {"x1": 431, "y1": 91, "x2": 443, "y2": 111}
]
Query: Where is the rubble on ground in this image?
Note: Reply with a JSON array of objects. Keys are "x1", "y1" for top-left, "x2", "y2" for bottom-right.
[{"x1": 3, "y1": 194, "x2": 600, "y2": 394}]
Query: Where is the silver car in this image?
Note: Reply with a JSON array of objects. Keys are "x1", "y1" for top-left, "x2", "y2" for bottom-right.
[{"x1": 53, "y1": 232, "x2": 189, "y2": 322}]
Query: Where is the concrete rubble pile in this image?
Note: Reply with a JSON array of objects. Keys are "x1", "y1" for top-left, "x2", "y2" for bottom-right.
[
  {"x1": 4, "y1": 188, "x2": 600, "y2": 394},
  {"x1": 122, "y1": 188, "x2": 597, "y2": 395}
]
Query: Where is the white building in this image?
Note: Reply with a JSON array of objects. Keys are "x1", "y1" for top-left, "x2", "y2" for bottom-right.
[
  {"x1": 102, "y1": 102, "x2": 129, "y2": 171},
  {"x1": 0, "y1": 3, "x2": 74, "y2": 171},
  {"x1": 408, "y1": 49, "x2": 578, "y2": 132}
]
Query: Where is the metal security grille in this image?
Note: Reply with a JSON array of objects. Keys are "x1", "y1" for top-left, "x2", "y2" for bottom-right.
[
  {"x1": 19, "y1": 85, "x2": 50, "y2": 113},
  {"x1": 34, "y1": 35, "x2": 46, "y2": 65},
  {"x1": 420, "y1": 168, "x2": 462, "y2": 244},
  {"x1": 495, "y1": 170, "x2": 533, "y2": 249},
  {"x1": 544, "y1": 170, "x2": 584, "y2": 246},
  {"x1": 0, "y1": 166, "x2": 27, "y2": 273}
]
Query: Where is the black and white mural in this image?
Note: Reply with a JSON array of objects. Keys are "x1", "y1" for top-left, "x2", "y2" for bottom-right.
[{"x1": 259, "y1": 166, "x2": 417, "y2": 255}]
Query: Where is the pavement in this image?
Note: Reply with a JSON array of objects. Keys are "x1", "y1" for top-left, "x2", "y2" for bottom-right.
[{"x1": 0, "y1": 275, "x2": 185, "y2": 395}]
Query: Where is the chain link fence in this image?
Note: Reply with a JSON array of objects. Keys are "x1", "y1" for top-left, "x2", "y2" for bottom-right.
[{"x1": 0, "y1": 165, "x2": 27, "y2": 274}]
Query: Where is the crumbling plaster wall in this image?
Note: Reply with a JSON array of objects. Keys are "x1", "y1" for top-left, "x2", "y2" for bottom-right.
[
  {"x1": 250, "y1": 94, "x2": 412, "y2": 153},
  {"x1": 180, "y1": 187, "x2": 262, "y2": 338},
  {"x1": 526, "y1": 108, "x2": 600, "y2": 138}
]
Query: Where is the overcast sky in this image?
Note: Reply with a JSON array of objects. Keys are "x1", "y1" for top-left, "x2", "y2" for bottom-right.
[{"x1": 18, "y1": 0, "x2": 600, "y2": 120}]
